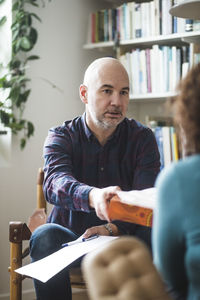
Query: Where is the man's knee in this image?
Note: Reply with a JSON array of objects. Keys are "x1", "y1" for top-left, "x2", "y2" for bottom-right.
[{"x1": 30, "y1": 223, "x2": 74, "y2": 261}]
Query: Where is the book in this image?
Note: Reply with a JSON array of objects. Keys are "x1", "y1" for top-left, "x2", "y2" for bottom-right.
[
  {"x1": 154, "y1": 126, "x2": 164, "y2": 170},
  {"x1": 135, "y1": 3, "x2": 142, "y2": 38},
  {"x1": 170, "y1": 127, "x2": 179, "y2": 161},
  {"x1": 108, "y1": 188, "x2": 156, "y2": 228},
  {"x1": 98, "y1": 10, "x2": 104, "y2": 42},
  {"x1": 91, "y1": 12, "x2": 96, "y2": 43},
  {"x1": 145, "y1": 48, "x2": 152, "y2": 93},
  {"x1": 162, "y1": 126, "x2": 172, "y2": 166},
  {"x1": 104, "y1": 9, "x2": 109, "y2": 42}
]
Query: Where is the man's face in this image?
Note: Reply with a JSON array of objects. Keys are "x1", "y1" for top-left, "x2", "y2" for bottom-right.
[{"x1": 85, "y1": 63, "x2": 130, "y2": 130}]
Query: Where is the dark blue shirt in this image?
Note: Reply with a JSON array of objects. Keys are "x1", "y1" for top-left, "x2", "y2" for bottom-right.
[{"x1": 43, "y1": 113, "x2": 160, "y2": 245}]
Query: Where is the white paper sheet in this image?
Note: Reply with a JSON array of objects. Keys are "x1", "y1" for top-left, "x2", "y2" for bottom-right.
[
  {"x1": 15, "y1": 235, "x2": 118, "y2": 283},
  {"x1": 116, "y1": 187, "x2": 157, "y2": 209}
]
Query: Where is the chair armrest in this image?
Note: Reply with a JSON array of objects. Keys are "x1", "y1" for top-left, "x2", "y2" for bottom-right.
[{"x1": 9, "y1": 222, "x2": 31, "y2": 243}]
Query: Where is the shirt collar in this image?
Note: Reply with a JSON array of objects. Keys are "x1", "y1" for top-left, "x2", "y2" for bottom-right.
[
  {"x1": 81, "y1": 113, "x2": 93, "y2": 140},
  {"x1": 81, "y1": 112, "x2": 125, "y2": 143}
]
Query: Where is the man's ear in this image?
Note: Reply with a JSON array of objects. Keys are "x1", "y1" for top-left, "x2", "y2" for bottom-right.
[{"x1": 79, "y1": 84, "x2": 88, "y2": 104}]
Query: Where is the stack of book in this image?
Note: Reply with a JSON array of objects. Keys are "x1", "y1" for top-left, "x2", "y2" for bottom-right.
[
  {"x1": 87, "y1": 0, "x2": 200, "y2": 44},
  {"x1": 119, "y1": 44, "x2": 200, "y2": 95},
  {"x1": 153, "y1": 126, "x2": 179, "y2": 170}
]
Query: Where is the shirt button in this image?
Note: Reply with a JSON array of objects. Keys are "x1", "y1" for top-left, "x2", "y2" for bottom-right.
[{"x1": 100, "y1": 167, "x2": 104, "y2": 171}]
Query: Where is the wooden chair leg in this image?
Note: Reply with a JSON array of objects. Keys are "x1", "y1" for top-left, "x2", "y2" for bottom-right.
[
  {"x1": 9, "y1": 222, "x2": 31, "y2": 300},
  {"x1": 9, "y1": 241, "x2": 23, "y2": 300}
]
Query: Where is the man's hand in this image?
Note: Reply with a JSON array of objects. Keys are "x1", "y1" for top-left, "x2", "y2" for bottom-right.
[
  {"x1": 82, "y1": 223, "x2": 119, "y2": 239},
  {"x1": 89, "y1": 186, "x2": 121, "y2": 221}
]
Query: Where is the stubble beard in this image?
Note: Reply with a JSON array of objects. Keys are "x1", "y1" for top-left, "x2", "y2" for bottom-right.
[{"x1": 92, "y1": 112, "x2": 123, "y2": 130}]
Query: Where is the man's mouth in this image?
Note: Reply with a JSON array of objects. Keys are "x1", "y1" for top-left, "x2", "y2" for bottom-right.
[{"x1": 105, "y1": 111, "x2": 122, "y2": 118}]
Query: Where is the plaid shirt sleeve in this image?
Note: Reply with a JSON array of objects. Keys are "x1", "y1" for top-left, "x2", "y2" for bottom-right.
[{"x1": 43, "y1": 126, "x2": 93, "y2": 213}]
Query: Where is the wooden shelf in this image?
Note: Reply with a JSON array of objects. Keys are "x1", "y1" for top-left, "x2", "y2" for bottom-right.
[
  {"x1": 130, "y1": 92, "x2": 176, "y2": 102},
  {"x1": 83, "y1": 41, "x2": 114, "y2": 49},
  {"x1": 120, "y1": 31, "x2": 200, "y2": 46},
  {"x1": 84, "y1": 30, "x2": 200, "y2": 49}
]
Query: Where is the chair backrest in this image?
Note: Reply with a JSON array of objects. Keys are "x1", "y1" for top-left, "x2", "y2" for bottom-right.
[
  {"x1": 37, "y1": 167, "x2": 46, "y2": 210},
  {"x1": 27, "y1": 168, "x2": 47, "y2": 233},
  {"x1": 82, "y1": 236, "x2": 172, "y2": 300}
]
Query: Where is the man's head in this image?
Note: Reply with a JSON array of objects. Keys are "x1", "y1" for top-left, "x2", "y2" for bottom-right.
[{"x1": 80, "y1": 57, "x2": 130, "y2": 134}]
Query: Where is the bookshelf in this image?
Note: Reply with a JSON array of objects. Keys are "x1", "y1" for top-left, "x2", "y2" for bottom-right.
[
  {"x1": 83, "y1": 0, "x2": 200, "y2": 165},
  {"x1": 84, "y1": 0, "x2": 200, "y2": 102}
]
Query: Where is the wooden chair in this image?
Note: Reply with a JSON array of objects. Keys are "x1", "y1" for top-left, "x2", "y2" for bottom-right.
[{"x1": 8, "y1": 168, "x2": 85, "y2": 300}]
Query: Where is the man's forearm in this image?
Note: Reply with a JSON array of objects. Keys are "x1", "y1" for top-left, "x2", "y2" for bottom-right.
[{"x1": 44, "y1": 173, "x2": 93, "y2": 212}]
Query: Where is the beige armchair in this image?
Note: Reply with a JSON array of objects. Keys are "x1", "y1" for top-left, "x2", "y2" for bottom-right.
[{"x1": 82, "y1": 236, "x2": 171, "y2": 300}]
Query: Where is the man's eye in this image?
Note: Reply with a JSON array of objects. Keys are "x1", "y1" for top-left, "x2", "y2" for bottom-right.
[
  {"x1": 121, "y1": 90, "x2": 129, "y2": 96},
  {"x1": 103, "y1": 89, "x2": 112, "y2": 94}
]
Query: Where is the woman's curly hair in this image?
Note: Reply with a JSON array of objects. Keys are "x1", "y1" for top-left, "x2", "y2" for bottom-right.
[{"x1": 170, "y1": 62, "x2": 200, "y2": 155}]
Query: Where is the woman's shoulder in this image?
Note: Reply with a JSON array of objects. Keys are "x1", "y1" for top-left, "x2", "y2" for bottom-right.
[{"x1": 156, "y1": 154, "x2": 200, "y2": 190}]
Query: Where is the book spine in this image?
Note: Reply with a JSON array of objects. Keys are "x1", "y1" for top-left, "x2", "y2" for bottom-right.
[
  {"x1": 154, "y1": 0, "x2": 160, "y2": 36},
  {"x1": 162, "y1": 126, "x2": 172, "y2": 167},
  {"x1": 135, "y1": 3, "x2": 142, "y2": 38},
  {"x1": 112, "y1": 8, "x2": 117, "y2": 41},
  {"x1": 104, "y1": 9, "x2": 108, "y2": 42},
  {"x1": 146, "y1": 48, "x2": 152, "y2": 93},
  {"x1": 91, "y1": 13, "x2": 96, "y2": 43},
  {"x1": 154, "y1": 126, "x2": 164, "y2": 170},
  {"x1": 95, "y1": 11, "x2": 99, "y2": 43}
]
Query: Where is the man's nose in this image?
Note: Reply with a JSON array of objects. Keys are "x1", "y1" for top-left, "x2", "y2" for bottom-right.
[{"x1": 110, "y1": 93, "x2": 121, "y2": 106}]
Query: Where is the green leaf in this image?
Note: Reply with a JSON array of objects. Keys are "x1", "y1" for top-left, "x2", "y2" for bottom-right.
[
  {"x1": 27, "y1": 121, "x2": 34, "y2": 137},
  {"x1": 0, "y1": 75, "x2": 7, "y2": 88},
  {"x1": 21, "y1": 89, "x2": 31, "y2": 103},
  {"x1": 13, "y1": 38, "x2": 22, "y2": 53},
  {"x1": 10, "y1": 59, "x2": 21, "y2": 69},
  {"x1": 0, "y1": 0, "x2": 6, "y2": 4},
  {"x1": 26, "y1": 55, "x2": 40, "y2": 61},
  {"x1": 2, "y1": 80, "x2": 12, "y2": 88},
  {"x1": 9, "y1": 86, "x2": 21, "y2": 102},
  {"x1": 0, "y1": 16, "x2": 7, "y2": 26},
  {"x1": 12, "y1": 28, "x2": 20, "y2": 41},
  {"x1": 15, "y1": 89, "x2": 31, "y2": 107},
  {"x1": 19, "y1": 119, "x2": 25, "y2": 126},
  {"x1": 11, "y1": 21, "x2": 20, "y2": 30},
  {"x1": 20, "y1": 138, "x2": 26, "y2": 149},
  {"x1": 20, "y1": 36, "x2": 32, "y2": 51},
  {"x1": 29, "y1": 27, "x2": 38, "y2": 45},
  {"x1": 30, "y1": 13, "x2": 41, "y2": 22},
  {"x1": 15, "y1": 10, "x2": 25, "y2": 23},
  {"x1": 26, "y1": 13, "x2": 32, "y2": 27},
  {"x1": 12, "y1": 2, "x2": 19, "y2": 11},
  {"x1": 0, "y1": 110, "x2": 11, "y2": 126}
]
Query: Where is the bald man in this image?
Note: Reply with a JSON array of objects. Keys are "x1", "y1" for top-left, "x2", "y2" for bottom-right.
[{"x1": 30, "y1": 57, "x2": 160, "y2": 300}]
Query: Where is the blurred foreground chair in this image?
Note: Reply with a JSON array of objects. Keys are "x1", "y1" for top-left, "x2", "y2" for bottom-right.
[
  {"x1": 8, "y1": 168, "x2": 85, "y2": 300},
  {"x1": 82, "y1": 236, "x2": 172, "y2": 300}
]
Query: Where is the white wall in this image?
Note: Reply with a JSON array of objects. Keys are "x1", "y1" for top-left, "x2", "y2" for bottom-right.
[
  {"x1": 0, "y1": 1, "x2": 166, "y2": 298},
  {"x1": 0, "y1": 0, "x2": 109, "y2": 298}
]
